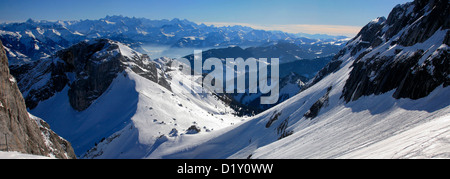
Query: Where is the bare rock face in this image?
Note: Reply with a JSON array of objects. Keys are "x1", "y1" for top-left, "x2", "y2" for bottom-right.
[
  {"x1": 304, "y1": 86, "x2": 332, "y2": 119},
  {"x1": 305, "y1": 0, "x2": 449, "y2": 104},
  {"x1": 0, "y1": 40, "x2": 75, "y2": 158},
  {"x1": 59, "y1": 39, "x2": 172, "y2": 111},
  {"x1": 11, "y1": 39, "x2": 171, "y2": 112},
  {"x1": 9, "y1": 57, "x2": 68, "y2": 110},
  {"x1": 338, "y1": 0, "x2": 449, "y2": 102},
  {"x1": 57, "y1": 39, "x2": 125, "y2": 111},
  {"x1": 186, "y1": 125, "x2": 201, "y2": 134}
]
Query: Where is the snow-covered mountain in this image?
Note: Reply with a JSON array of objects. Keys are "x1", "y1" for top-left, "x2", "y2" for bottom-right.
[
  {"x1": 182, "y1": 44, "x2": 333, "y2": 115},
  {"x1": 184, "y1": 42, "x2": 339, "y2": 64},
  {"x1": 0, "y1": 16, "x2": 347, "y2": 65},
  {"x1": 3, "y1": 16, "x2": 343, "y2": 158},
  {"x1": 227, "y1": 72, "x2": 308, "y2": 116},
  {"x1": 141, "y1": 0, "x2": 450, "y2": 159},
  {"x1": 4, "y1": 0, "x2": 448, "y2": 159},
  {"x1": 11, "y1": 38, "x2": 243, "y2": 157}
]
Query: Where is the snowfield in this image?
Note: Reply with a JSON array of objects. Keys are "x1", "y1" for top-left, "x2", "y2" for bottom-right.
[
  {"x1": 145, "y1": 47, "x2": 450, "y2": 159},
  {"x1": 80, "y1": 69, "x2": 243, "y2": 158},
  {"x1": 25, "y1": 37, "x2": 450, "y2": 159},
  {"x1": 23, "y1": 0, "x2": 450, "y2": 158},
  {"x1": 0, "y1": 151, "x2": 52, "y2": 159},
  {"x1": 340, "y1": 114, "x2": 450, "y2": 159},
  {"x1": 28, "y1": 47, "x2": 243, "y2": 158}
]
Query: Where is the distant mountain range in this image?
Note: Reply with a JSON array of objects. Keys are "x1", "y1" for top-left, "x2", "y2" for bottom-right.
[{"x1": 0, "y1": 15, "x2": 348, "y2": 65}]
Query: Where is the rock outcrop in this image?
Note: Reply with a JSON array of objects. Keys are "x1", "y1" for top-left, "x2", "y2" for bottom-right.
[
  {"x1": 11, "y1": 39, "x2": 171, "y2": 111},
  {"x1": 306, "y1": 0, "x2": 449, "y2": 103},
  {"x1": 58, "y1": 39, "x2": 126, "y2": 111},
  {"x1": 341, "y1": 0, "x2": 449, "y2": 102},
  {"x1": 304, "y1": 86, "x2": 332, "y2": 119},
  {"x1": 0, "y1": 39, "x2": 75, "y2": 158}
]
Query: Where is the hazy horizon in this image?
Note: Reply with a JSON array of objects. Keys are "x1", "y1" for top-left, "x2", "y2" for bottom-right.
[{"x1": 0, "y1": 0, "x2": 412, "y2": 36}]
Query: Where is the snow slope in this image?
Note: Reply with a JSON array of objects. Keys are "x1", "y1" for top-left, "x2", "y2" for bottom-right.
[
  {"x1": 145, "y1": 48, "x2": 450, "y2": 159},
  {"x1": 143, "y1": 0, "x2": 450, "y2": 159},
  {"x1": 252, "y1": 86, "x2": 450, "y2": 159},
  {"x1": 340, "y1": 114, "x2": 450, "y2": 159},
  {"x1": 27, "y1": 42, "x2": 242, "y2": 158},
  {"x1": 80, "y1": 68, "x2": 242, "y2": 158},
  {"x1": 0, "y1": 151, "x2": 53, "y2": 159},
  {"x1": 30, "y1": 72, "x2": 139, "y2": 156},
  {"x1": 14, "y1": 0, "x2": 450, "y2": 159}
]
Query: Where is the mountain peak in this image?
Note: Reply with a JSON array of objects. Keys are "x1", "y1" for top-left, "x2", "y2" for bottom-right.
[
  {"x1": 9, "y1": 39, "x2": 163, "y2": 111},
  {"x1": 370, "y1": 17, "x2": 386, "y2": 25},
  {"x1": 25, "y1": 18, "x2": 37, "y2": 24}
]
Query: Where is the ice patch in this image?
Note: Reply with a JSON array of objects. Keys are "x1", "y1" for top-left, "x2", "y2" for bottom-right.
[
  {"x1": 9, "y1": 76, "x2": 16, "y2": 84},
  {"x1": 73, "y1": 31, "x2": 84, "y2": 36},
  {"x1": 51, "y1": 29, "x2": 61, "y2": 36},
  {"x1": 25, "y1": 30, "x2": 35, "y2": 38}
]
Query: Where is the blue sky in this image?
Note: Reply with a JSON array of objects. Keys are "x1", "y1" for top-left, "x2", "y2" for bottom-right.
[{"x1": 0, "y1": 0, "x2": 412, "y2": 36}]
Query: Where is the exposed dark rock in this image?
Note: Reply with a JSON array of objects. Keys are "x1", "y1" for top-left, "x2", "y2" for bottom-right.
[
  {"x1": 35, "y1": 117, "x2": 76, "y2": 159},
  {"x1": 340, "y1": 0, "x2": 449, "y2": 102},
  {"x1": 304, "y1": 86, "x2": 332, "y2": 119},
  {"x1": 266, "y1": 111, "x2": 282, "y2": 128},
  {"x1": 342, "y1": 51, "x2": 424, "y2": 102},
  {"x1": 394, "y1": 49, "x2": 450, "y2": 99},
  {"x1": 277, "y1": 118, "x2": 293, "y2": 140},
  {"x1": 11, "y1": 39, "x2": 172, "y2": 111},
  {"x1": 0, "y1": 39, "x2": 75, "y2": 158},
  {"x1": 394, "y1": 0, "x2": 449, "y2": 47},
  {"x1": 186, "y1": 125, "x2": 201, "y2": 134},
  {"x1": 169, "y1": 128, "x2": 178, "y2": 137},
  {"x1": 58, "y1": 40, "x2": 125, "y2": 111},
  {"x1": 10, "y1": 59, "x2": 68, "y2": 109},
  {"x1": 302, "y1": 59, "x2": 342, "y2": 91},
  {"x1": 351, "y1": 17, "x2": 386, "y2": 56},
  {"x1": 0, "y1": 40, "x2": 45, "y2": 155}
]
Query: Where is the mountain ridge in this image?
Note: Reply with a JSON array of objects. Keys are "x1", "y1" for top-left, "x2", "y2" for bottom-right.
[
  {"x1": 13, "y1": 39, "x2": 243, "y2": 157},
  {"x1": 1, "y1": 16, "x2": 348, "y2": 65},
  {"x1": 143, "y1": 0, "x2": 450, "y2": 159}
]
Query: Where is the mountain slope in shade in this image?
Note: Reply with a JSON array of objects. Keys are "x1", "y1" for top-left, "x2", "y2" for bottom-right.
[
  {"x1": 0, "y1": 39, "x2": 75, "y2": 159},
  {"x1": 18, "y1": 39, "x2": 242, "y2": 157},
  {"x1": 11, "y1": 39, "x2": 171, "y2": 111},
  {"x1": 143, "y1": 0, "x2": 450, "y2": 159},
  {"x1": 182, "y1": 45, "x2": 332, "y2": 115}
]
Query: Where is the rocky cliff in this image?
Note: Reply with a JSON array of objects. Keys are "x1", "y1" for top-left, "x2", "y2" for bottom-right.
[
  {"x1": 11, "y1": 39, "x2": 171, "y2": 111},
  {"x1": 0, "y1": 40, "x2": 75, "y2": 158},
  {"x1": 342, "y1": 0, "x2": 449, "y2": 102},
  {"x1": 306, "y1": 0, "x2": 449, "y2": 103}
]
